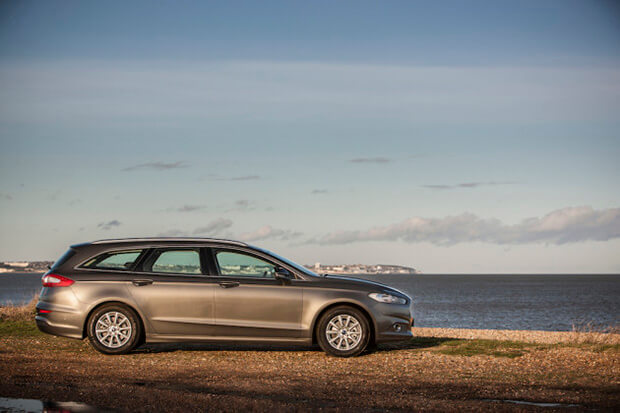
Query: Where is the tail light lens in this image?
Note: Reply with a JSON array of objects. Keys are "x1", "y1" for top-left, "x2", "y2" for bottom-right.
[{"x1": 42, "y1": 273, "x2": 75, "y2": 287}]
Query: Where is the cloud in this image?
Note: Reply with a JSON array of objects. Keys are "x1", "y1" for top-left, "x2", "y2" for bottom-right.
[
  {"x1": 170, "y1": 204, "x2": 207, "y2": 212},
  {"x1": 122, "y1": 161, "x2": 187, "y2": 172},
  {"x1": 308, "y1": 206, "x2": 620, "y2": 246},
  {"x1": 193, "y1": 218, "x2": 233, "y2": 235},
  {"x1": 422, "y1": 181, "x2": 518, "y2": 190},
  {"x1": 349, "y1": 157, "x2": 391, "y2": 164},
  {"x1": 229, "y1": 175, "x2": 261, "y2": 181},
  {"x1": 157, "y1": 229, "x2": 188, "y2": 237},
  {"x1": 46, "y1": 191, "x2": 61, "y2": 201},
  {"x1": 239, "y1": 225, "x2": 303, "y2": 242},
  {"x1": 312, "y1": 189, "x2": 328, "y2": 194},
  {"x1": 224, "y1": 199, "x2": 256, "y2": 212},
  {"x1": 98, "y1": 220, "x2": 121, "y2": 231},
  {"x1": 0, "y1": 193, "x2": 12, "y2": 200},
  {"x1": 422, "y1": 185, "x2": 452, "y2": 190},
  {"x1": 206, "y1": 175, "x2": 261, "y2": 181}
]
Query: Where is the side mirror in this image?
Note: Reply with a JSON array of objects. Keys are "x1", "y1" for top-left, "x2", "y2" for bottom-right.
[{"x1": 274, "y1": 267, "x2": 292, "y2": 280}]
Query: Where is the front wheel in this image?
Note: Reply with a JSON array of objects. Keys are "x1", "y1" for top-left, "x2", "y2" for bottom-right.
[
  {"x1": 87, "y1": 303, "x2": 141, "y2": 355},
  {"x1": 316, "y1": 306, "x2": 371, "y2": 357}
]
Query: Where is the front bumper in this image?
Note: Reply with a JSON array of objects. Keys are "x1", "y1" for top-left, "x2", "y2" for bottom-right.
[{"x1": 373, "y1": 304, "x2": 414, "y2": 343}]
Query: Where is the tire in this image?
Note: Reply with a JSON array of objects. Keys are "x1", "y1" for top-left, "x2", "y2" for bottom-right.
[
  {"x1": 316, "y1": 305, "x2": 371, "y2": 357},
  {"x1": 87, "y1": 303, "x2": 142, "y2": 355}
]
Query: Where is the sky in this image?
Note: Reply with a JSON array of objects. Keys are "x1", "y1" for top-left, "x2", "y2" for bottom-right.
[{"x1": 0, "y1": 0, "x2": 619, "y2": 272}]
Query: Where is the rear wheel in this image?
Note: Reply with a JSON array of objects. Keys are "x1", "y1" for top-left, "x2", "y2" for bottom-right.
[
  {"x1": 317, "y1": 306, "x2": 370, "y2": 357},
  {"x1": 87, "y1": 303, "x2": 141, "y2": 355}
]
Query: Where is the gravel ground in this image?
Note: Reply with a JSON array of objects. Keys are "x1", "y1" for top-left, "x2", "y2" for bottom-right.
[
  {"x1": 1, "y1": 327, "x2": 619, "y2": 412},
  {"x1": 413, "y1": 327, "x2": 620, "y2": 345}
]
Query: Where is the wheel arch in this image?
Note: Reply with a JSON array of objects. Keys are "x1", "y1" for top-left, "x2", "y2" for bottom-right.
[
  {"x1": 311, "y1": 301, "x2": 377, "y2": 345},
  {"x1": 82, "y1": 300, "x2": 146, "y2": 344}
]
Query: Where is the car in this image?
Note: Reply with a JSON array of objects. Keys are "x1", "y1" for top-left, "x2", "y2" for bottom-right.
[{"x1": 35, "y1": 238, "x2": 413, "y2": 357}]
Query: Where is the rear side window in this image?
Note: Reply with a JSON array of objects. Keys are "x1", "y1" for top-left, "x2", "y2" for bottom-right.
[
  {"x1": 149, "y1": 250, "x2": 202, "y2": 274},
  {"x1": 82, "y1": 250, "x2": 143, "y2": 271}
]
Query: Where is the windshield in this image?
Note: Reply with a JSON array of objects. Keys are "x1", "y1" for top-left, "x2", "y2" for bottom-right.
[{"x1": 255, "y1": 247, "x2": 319, "y2": 277}]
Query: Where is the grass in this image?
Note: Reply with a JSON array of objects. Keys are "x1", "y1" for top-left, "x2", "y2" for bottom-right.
[
  {"x1": 0, "y1": 294, "x2": 38, "y2": 322},
  {"x1": 0, "y1": 319, "x2": 42, "y2": 336},
  {"x1": 381, "y1": 337, "x2": 542, "y2": 358},
  {"x1": 569, "y1": 322, "x2": 620, "y2": 347},
  {"x1": 555, "y1": 341, "x2": 620, "y2": 353},
  {"x1": 435, "y1": 339, "x2": 538, "y2": 358},
  {"x1": 0, "y1": 296, "x2": 43, "y2": 337}
]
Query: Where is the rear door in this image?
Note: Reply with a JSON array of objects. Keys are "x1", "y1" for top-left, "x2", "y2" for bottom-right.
[
  {"x1": 210, "y1": 248, "x2": 303, "y2": 338},
  {"x1": 127, "y1": 247, "x2": 218, "y2": 336}
]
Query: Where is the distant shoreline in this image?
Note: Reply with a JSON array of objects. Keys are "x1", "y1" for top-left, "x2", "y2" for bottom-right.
[
  {"x1": 305, "y1": 263, "x2": 420, "y2": 275},
  {"x1": 2, "y1": 271, "x2": 620, "y2": 276}
]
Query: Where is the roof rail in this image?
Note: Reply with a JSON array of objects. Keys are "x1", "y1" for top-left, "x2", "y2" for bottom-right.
[{"x1": 89, "y1": 237, "x2": 248, "y2": 246}]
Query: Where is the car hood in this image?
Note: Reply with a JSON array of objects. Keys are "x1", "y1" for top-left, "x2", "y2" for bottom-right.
[{"x1": 320, "y1": 274, "x2": 411, "y2": 299}]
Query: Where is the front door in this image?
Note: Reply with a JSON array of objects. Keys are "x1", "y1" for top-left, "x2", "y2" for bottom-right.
[{"x1": 212, "y1": 249, "x2": 303, "y2": 338}]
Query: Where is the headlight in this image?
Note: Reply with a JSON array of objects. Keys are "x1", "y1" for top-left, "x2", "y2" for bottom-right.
[{"x1": 368, "y1": 292, "x2": 407, "y2": 305}]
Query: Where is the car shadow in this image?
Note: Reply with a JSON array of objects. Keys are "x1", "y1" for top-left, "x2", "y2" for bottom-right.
[
  {"x1": 134, "y1": 342, "x2": 320, "y2": 354},
  {"x1": 132, "y1": 336, "x2": 454, "y2": 355}
]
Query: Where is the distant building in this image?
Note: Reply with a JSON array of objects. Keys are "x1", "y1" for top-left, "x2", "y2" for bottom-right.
[
  {"x1": 3, "y1": 262, "x2": 28, "y2": 267},
  {"x1": 303, "y1": 263, "x2": 420, "y2": 275}
]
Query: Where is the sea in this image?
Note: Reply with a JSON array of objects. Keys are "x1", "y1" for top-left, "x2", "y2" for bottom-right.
[{"x1": 1, "y1": 272, "x2": 618, "y2": 332}]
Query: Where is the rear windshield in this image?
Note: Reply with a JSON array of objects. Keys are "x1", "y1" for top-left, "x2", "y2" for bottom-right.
[
  {"x1": 81, "y1": 249, "x2": 144, "y2": 271},
  {"x1": 50, "y1": 248, "x2": 77, "y2": 270}
]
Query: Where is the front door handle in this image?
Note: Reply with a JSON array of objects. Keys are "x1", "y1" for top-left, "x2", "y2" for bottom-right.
[
  {"x1": 132, "y1": 279, "x2": 153, "y2": 287},
  {"x1": 219, "y1": 281, "x2": 240, "y2": 289}
]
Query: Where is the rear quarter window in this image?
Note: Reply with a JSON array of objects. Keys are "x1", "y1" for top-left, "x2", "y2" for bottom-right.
[
  {"x1": 81, "y1": 250, "x2": 144, "y2": 271},
  {"x1": 51, "y1": 248, "x2": 77, "y2": 270}
]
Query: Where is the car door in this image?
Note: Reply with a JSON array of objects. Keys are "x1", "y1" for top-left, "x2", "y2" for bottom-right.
[
  {"x1": 127, "y1": 247, "x2": 218, "y2": 337},
  {"x1": 210, "y1": 248, "x2": 303, "y2": 339}
]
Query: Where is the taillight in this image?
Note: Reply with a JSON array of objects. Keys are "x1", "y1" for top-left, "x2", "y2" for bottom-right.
[{"x1": 41, "y1": 273, "x2": 74, "y2": 287}]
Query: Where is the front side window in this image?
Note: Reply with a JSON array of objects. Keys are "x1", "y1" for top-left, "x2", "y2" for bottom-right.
[
  {"x1": 151, "y1": 250, "x2": 202, "y2": 274},
  {"x1": 82, "y1": 250, "x2": 143, "y2": 270},
  {"x1": 215, "y1": 251, "x2": 275, "y2": 278}
]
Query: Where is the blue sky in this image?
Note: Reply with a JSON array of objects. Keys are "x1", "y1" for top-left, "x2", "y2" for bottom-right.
[{"x1": 1, "y1": 1, "x2": 619, "y2": 272}]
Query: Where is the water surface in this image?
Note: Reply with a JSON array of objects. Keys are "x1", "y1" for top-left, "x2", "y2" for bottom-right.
[{"x1": 1, "y1": 272, "x2": 618, "y2": 331}]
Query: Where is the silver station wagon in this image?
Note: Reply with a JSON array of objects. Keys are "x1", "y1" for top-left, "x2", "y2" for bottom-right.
[{"x1": 36, "y1": 238, "x2": 413, "y2": 357}]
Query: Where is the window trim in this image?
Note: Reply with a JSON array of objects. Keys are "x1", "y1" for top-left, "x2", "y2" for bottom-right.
[{"x1": 77, "y1": 249, "x2": 147, "y2": 272}]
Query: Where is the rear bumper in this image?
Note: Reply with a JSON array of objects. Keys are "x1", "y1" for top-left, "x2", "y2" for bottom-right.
[
  {"x1": 35, "y1": 315, "x2": 83, "y2": 339},
  {"x1": 35, "y1": 286, "x2": 86, "y2": 340}
]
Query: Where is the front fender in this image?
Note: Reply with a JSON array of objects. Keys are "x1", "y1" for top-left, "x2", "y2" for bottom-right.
[{"x1": 302, "y1": 288, "x2": 379, "y2": 340}]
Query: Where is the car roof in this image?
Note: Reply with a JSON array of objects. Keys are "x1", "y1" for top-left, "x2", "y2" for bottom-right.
[{"x1": 71, "y1": 237, "x2": 249, "y2": 249}]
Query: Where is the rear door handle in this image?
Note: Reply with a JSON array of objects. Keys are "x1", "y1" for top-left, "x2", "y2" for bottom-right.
[
  {"x1": 219, "y1": 281, "x2": 240, "y2": 289},
  {"x1": 132, "y1": 279, "x2": 153, "y2": 287}
]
